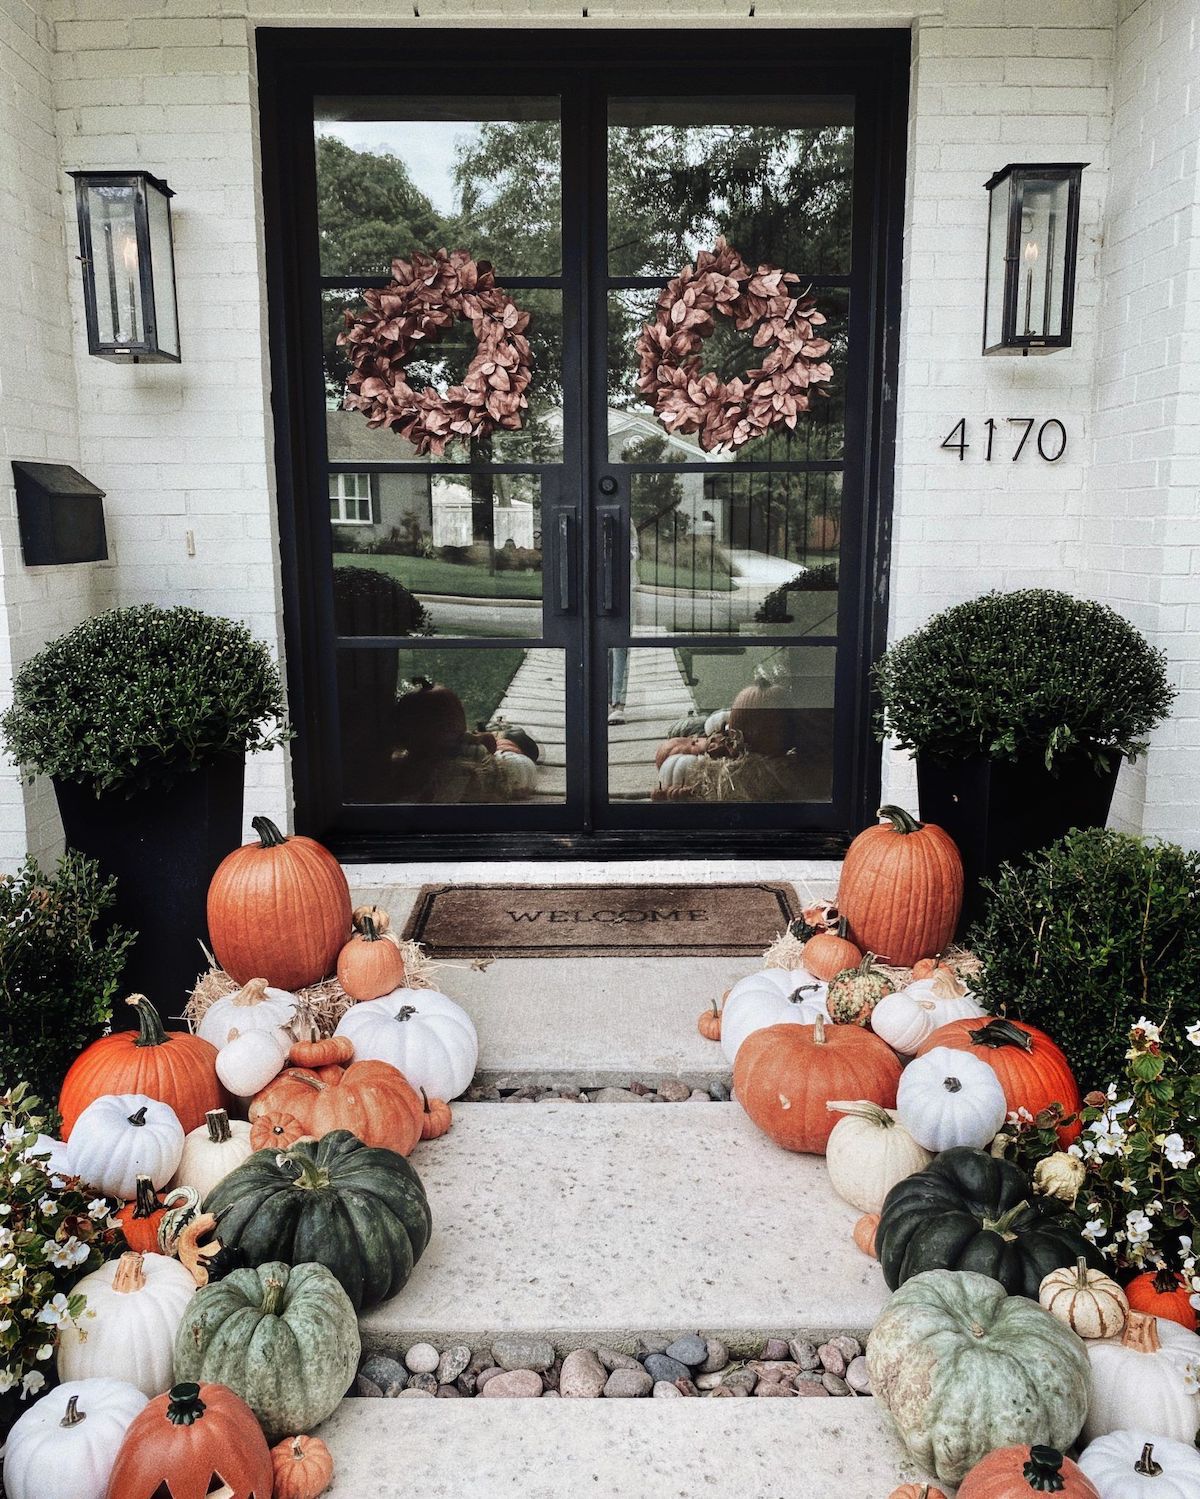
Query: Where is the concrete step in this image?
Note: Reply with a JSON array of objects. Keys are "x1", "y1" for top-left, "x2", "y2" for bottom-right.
[
  {"x1": 362, "y1": 1102, "x2": 888, "y2": 1355},
  {"x1": 317, "y1": 1397, "x2": 925, "y2": 1498}
]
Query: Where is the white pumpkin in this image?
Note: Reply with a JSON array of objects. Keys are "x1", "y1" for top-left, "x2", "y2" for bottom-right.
[
  {"x1": 57, "y1": 1251, "x2": 195, "y2": 1397},
  {"x1": 215, "y1": 1025, "x2": 289, "y2": 1098},
  {"x1": 22, "y1": 1132, "x2": 72, "y2": 1178},
  {"x1": 720, "y1": 967, "x2": 830, "y2": 1066},
  {"x1": 3, "y1": 1378, "x2": 148, "y2": 1499},
  {"x1": 1083, "y1": 1311, "x2": 1200, "y2": 1447},
  {"x1": 895, "y1": 1045, "x2": 1008, "y2": 1152},
  {"x1": 68, "y1": 1094, "x2": 184, "y2": 1199},
  {"x1": 169, "y1": 1107, "x2": 253, "y2": 1198},
  {"x1": 704, "y1": 707, "x2": 731, "y2": 733},
  {"x1": 824, "y1": 1099, "x2": 933, "y2": 1213},
  {"x1": 1079, "y1": 1430, "x2": 1200, "y2": 1499},
  {"x1": 658, "y1": 752, "x2": 703, "y2": 790},
  {"x1": 870, "y1": 970, "x2": 986, "y2": 1055},
  {"x1": 497, "y1": 749, "x2": 537, "y2": 796},
  {"x1": 1039, "y1": 1255, "x2": 1129, "y2": 1340},
  {"x1": 196, "y1": 976, "x2": 298, "y2": 1052},
  {"x1": 334, "y1": 987, "x2": 478, "y2": 1100}
]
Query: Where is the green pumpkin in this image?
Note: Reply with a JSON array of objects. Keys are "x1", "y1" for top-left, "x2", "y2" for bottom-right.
[
  {"x1": 877, "y1": 1146, "x2": 1100, "y2": 1298},
  {"x1": 867, "y1": 1268, "x2": 1090, "y2": 1484},
  {"x1": 173, "y1": 1260, "x2": 359, "y2": 1442},
  {"x1": 203, "y1": 1130, "x2": 432, "y2": 1311},
  {"x1": 826, "y1": 954, "x2": 896, "y2": 1026},
  {"x1": 667, "y1": 712, "x2": 707, "y2": 737}
]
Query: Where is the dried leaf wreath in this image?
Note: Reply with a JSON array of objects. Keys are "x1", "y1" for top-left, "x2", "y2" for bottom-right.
[
  {"x1": 339, "y1": 248, "x2": 534, "y2": 457},
  {"x1": 635, "y1": 236, "x2": 834, "y2": 453}
]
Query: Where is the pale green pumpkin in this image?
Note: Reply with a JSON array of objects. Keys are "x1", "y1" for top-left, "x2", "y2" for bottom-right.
[
  {"x1": 866, "y1": 1268, "x2": 1091, "y2": 1484},
  {"x1": 173, "y1": 1259, "x2": 360, "y2": 1442}
]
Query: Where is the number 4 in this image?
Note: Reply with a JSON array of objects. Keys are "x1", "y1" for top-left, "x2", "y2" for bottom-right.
[{"x1": 940, "y1": 419, "x2": 968, "y2": 461}]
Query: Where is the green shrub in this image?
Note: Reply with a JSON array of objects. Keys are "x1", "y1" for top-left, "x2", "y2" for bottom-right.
[
  {"x1": 0, "y1": 605, "x2": 290, "y2": 795},
  {"x1": 0, "y1": 855, "x2": 132, "y2": 1107},
  {"x1": 755, "y1": 564, "x2": 839, "y2": 623},
  {"x1": 873, "y1": 589, "x2": 1175, "y2": 771},
  {"x1": 972, "y1": 827, "x2": 1200, "y2": 1089},
  {"x1": 333, "y1": 564, "x2": 433, "y2": 637}
]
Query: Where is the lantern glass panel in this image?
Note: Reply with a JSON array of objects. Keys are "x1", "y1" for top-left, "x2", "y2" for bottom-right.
[
  {"x1": 145, "y1": 181, "x2": 179, "y2": 358},
  {"x1": 1016, "y1": 173, "x2": 1070, "y2": 340},
  {"x1": 83, "y1": 180, "x2": 142, "y2": 348}
]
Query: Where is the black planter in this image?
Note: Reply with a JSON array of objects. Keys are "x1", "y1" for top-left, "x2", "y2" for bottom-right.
[
  {"x1": 54, "y1": 756, "x2": 245, "y2": 1023},
  {"x1": 916, "y1": 751, "x2": 1120, "y2": 930}
]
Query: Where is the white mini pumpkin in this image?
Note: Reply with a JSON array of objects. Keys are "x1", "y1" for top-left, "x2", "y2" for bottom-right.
[
  {"x1": 870, "y1": 970, "x2": 986, "y2": 1055},
  {"x1": 215, "y1": 1025, "x2": 289, "y2": 1098},
  {"x1": 497, "y1": 749, "x2": 538, "y2": 796},
  {"x1": 23, "y1": 1133, "x2": 72, "y2": 1178},
  {"x1": 68, "y1": 1094, "x2": 184, "y2": 1199},
  {"x1": 658, "y1": 752, "x2": 703, "y2": 790},
  {"x1": 196, "y1": 976, "x2": 298, "y2": 1052},
  {"x1": 1079, "y1": 1430, "x2": 1200, "y2": 1499},
  {"x1": 824, "y1": 1099, "x2": 933, "y2": 1213},
  {"x1": 334, "y1": 987, "x2": 478, "y2": 1100},
  {"x1": 1083, "y1": 1311, "x2": 1200, "y2": 1447},
  {"x1": 719, "y1": 967, "x2": 830, "y2": 1066},
  {"x1": 895, "y1": 1045, "x2": 1008, "y2": 1152},
  {"x1": 169, "y1": 1107, "x2": 254, "y2": 1198},
  {"x1": 3, "y1": 1378, "x2": 149, "y2": 1499},
  {"x1": 57, "y1": 1251, "x2": 196, "y2": 1397},
  {"x1": 704, "y1": 707, "x2": 731, "y2": 734},
  {"x1": 1039, "y1": 1255, "x2": 1129, "y2": 1340}
]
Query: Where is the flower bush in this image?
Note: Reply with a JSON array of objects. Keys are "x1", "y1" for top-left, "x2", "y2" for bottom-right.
[{"x1": 0, "y1": 1085, "x2": 121, "y2": 1422}]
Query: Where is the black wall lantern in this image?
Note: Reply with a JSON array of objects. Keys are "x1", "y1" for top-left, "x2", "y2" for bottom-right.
[
  {"x1": 983, "y1": 163, "x2": 1086, "y2": 355},
  {"x1": 68, "y1": 170, "x2": 180, "y2": 362}
]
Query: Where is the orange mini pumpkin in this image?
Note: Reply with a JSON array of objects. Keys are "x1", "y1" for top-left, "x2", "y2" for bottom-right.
[
  {"x1": 854, "y1": 1212, "x2": 880, "y2": 1258},
  {"x1": 956, "y1": 1445, "x2": 1099, "y2": 1499},
  {"x1": 59, "y1": 994, "x2": 223, "y2": 1140},
  {"x1": 801, "y1": 917, "x2": 863, "y2": 982},
  {"x1": 889, "y1": 1486, "x2": 949, "y2": 1499},
  {"x1": 733, "y1": 1015, "x2": 901, "y2": 1154},
  {"x1": 270, "y1": 1434, "x2": 334, "y2": 1499},
  {"x1": 116, "y1": 1175, "x2": 169, "y2": 1253},
  {"x1": 249, "y1": 1059, "x2": 423, "y2": 1155},
  {"x1": 420, "y1": 1089, "x2": 453, "y2": 1141},
  {"x1": 105, "y1": 1381, "x2": 273, "y2": 1499},
  {"x1": 336, "y1": 909, "x2": 407, "y2": 1001},
  {"x1": 910, "y1": 954, "x2": 950, "y2": 982},
  {"x1": 1125, "y1": 1267, "x2": 1198, "y2": 1332},
  {"x1": 697, "y1": 1000, "x2": 722, "y2": 1041},
  {"x1": 287, "y1": 1034, "x2": 354, "y2": 1069},
  {"x1": 206, "y1": 816, "x2": 351, "y2": 991},
  {"x1": 838, "y1": 805, "x2": 964, "y2": 968}
]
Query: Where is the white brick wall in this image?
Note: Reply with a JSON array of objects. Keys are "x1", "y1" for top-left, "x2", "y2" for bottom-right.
[{"x1": 1, "y1": 0, "x2": 1197, "y2": 870}]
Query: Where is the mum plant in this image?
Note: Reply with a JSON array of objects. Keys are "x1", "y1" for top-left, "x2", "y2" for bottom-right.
[{"x1": 0, "y1": 1084, "x2": 121, "y2": 1425}]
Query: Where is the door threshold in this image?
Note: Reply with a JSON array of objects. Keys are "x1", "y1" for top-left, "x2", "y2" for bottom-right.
[{"x1": 328, "y1": 829, "x2": 850, "y2": 864}]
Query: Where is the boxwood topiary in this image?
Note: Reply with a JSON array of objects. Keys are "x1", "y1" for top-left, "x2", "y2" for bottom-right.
[
  {"x1": 971, "y1": 828, "x2": 1200, "y2": 1089},
  {"x1": 873, "y1": 589, "x2": 1175, "y2": 771}
]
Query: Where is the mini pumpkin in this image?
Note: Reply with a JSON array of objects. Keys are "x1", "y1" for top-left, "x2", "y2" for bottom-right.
[
  {"x1": 170, "y1": 1108, "x2": 254, "y2": 1199},
  {"x1": 1078, "y1": 1432, "x2": 1200, "y2": 1499},
  {"x1": 697, "y1": 999, "x2": 722, "y2": 1041},
  {"x1": 116, "y1": 1175, "x2": 170, "y2": 1253},
  {"x1": 420, "y1": 1089, "x2": 453, "y2": 1140},
  {"x1": 1039, "y1": 1256, "x2": 1128, "y2": 1340},
  {"x1": 854, "y1": 1213, "x2": 880, "y2": 1258},
  {"x1": 889, "y1": 1488, "x2": 948, "y2": 1499},
  {"x1": 801, "y1": 917, "x2": 863, "y2": 982},
  {"x1": 271, "y1": 1435, "x2": 334, "y2": 1499},
  {"x1": 195, "y1": 977, "x2": 297, "y2": 1054},
  {"x1": 956, "y1": 1445, "x2": 1100, "y2": 1499},
  {"x1": 288, "y1": 1034, "x2": 354, "y2": 1069},
  {"x1": 1083, "y1": 1311, "x2": 1200, "y2": 1447},
  {"x1": 655, "y1": 734, "x2": 709, "y2": 768},
  {"x1": 105, "y1": 1381, "x2": 273, "y2": 1499},
  {"x1": 175, "y1": 1212, "x2": 240, "y2": 1287},
  {"x1": 215, "y1": 1025, "x2": 289, "y2": 1099},
  {"x1": 248, "y1": 1059, "x2": 423, "y2": 1155},
  {"x1": 910, "y1": 955, "x2": 951, "y2": 982},
  {"x1": 337, "y1": 909, "x2": 407, "y2": 1001},
  {"x1": 1125, "y1": 1268, "x2": 1198, "y2": 1332},
  {"x1": 57, "y1": 1251, "x2": 196, "y2": 1397},
  {"x1": 3, "y1": 1380, "x2": 149, "y2": 1499},
  {"x1": 69, "y1": 1094, "x2": 185, "y2": 1200},
  {"x1": 870, "y1": 969, "x2": 986, "y2": 1056},
  {"x1": 824, "y1": 1099, "x2": 933, "y2": 1214},
  {"x1": 838, "y1": 804, "x2": 964, "y2": 967},
  {"x1": 896, "y1": 1045, "x2": 1008, "y2": 1152},
  {"x1": 826, "y1": 953, "x2": 896, "y2": 1026}
]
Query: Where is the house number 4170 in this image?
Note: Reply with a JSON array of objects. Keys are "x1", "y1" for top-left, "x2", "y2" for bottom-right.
[{"x1": 940, "y1": 418, "x2": 1066, "y2": 462}]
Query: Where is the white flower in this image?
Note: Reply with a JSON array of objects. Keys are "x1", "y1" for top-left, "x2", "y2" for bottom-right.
[
  {"x1": 36, "y1": 1293, "x2": 72, "y2": 1329},
  {"x1": 1163, "y1": 1134, "x2": 1195, "y2": 1169},
  {"x1": 0, "y1": 1369, "x2": 14, "y2": 1395},
  {"x1": 86, "y1": 1198, "x2": 108, "y2": 1218},
  {"x1": 49, "y1": 1175, "x2": 65, "y2": 1192},
  {"x1": 1125, "y1": 1209, "x2": 1153, "y2": 1245},
  {"x1": 37, "y1": 1196, "x2": 58, "y2": 1217},
  {"x1": 10, "y1": 1170, "x2": 20, "y2": 1186},
  {"x1": 35, "y1": 1343, "x2": 53, "y2": 1361},
  {"x1": 1186, "y1": 1021, "x2": 1200, "y2": 1047},
  {"x1": 1134, "y1": 1016, "x2": 1162, "y2": 1044},
  {"x1": 45, "y1": 1237, "x2": 88, "y2": 1270},
  {"x1": 1082, "y1": 1218, "x2": 1107, "y2": 1243},
  {"x1": 21, "y1": 1370, "x2": 45, "y2": 1397},
  {"x1": 1183, "y1": 1360, "x2": 1200, "y2": 1397},
  {"x1": 0, "y1": 1252, "x2": 15, "y2": 1272},
  {"x1": 1119, "y1": 1177, "x2": 1137, "y2": 1193}
]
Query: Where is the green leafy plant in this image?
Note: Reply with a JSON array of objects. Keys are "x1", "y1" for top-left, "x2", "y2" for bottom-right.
[
  {"x1": 0, "y1": 605, "x2": 290, "y2": 795},
  {"x1": 0, "y1": 854, "x2": 132, "y2": 1106},
  {"x1": 873, "y1": 589, "x2": 1175, "y2": 771},
  {"x1": 755, "y1": 564, "x2": 839, "y2": 623},
  {"x1": 0, "y1": 1084, "x2": 121, "y2": 1421},
  {"x1": 332, "y1": 563, "x2": 433, "y2": 637},
  {"x1": 972, "y1": 827, "x2": 1200, "y2": 1089}
]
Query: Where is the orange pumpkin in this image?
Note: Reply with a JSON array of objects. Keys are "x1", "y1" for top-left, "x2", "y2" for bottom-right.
[
  {"x1": 802, "y1": 917, "x2": 863, "y2": 982},
  {"x1": 248, "y1": 1060, "x2": 422, "y2": 1155},
  {"x1": 394, "y1": 677, "x2": 468, "y2": 756},
  {"x1": 206, "y1": 816, "x2": 351, "y2": 991},
  {"x1": 733, "y1": 1015, "x2": 901, "y2": 1154},
  {"x1": 116, "y1": 1175, "x2": 169, "y2": 1253},
  {"x1": 889, "y1": 1486, "x2": 949, "y2": 1499},
  {"x1": 697, "y1": 1000, "x2": 722, "y2": 1041},
  {"x1": 287, "y1": 1034, "x2": 354, "y2": 1069},
  {"x1": 956, "y1": 1445, "x2": 1100, "y2": 1499},
  {"x1": 728, "y1": 677, "x2": 796, "y2": 757},
  {"x1": 910, "y1": 954, "x2": 950, "y2": 982},
  {"x1": 854, "y1": 1212, "x2": 880, "y2": 1258},
  {"x1": 420, "y1": 1089, "x2": 453, "y2": 1140},
  {"x1": 838, "y1": 805, "x2": 963, "y2": 968},
  {"x1": 916, "y1": 1016, "x2": 1081, "y2": 1146},
  {"x1": 1125, "y1": 1267, "x2": 1198, "y2": 1331},
  {"x1": 655, "y1": 735, "x2": 708, "y2": 769},
  {"x1": 59, "y1": 994, "x2": 223, "y2": 1140},
  {"x1": 336, "y1": 910, "x2": 407, "y2": 1001},
  {"x1": 105, "y1": 1381, "x2": 273, "y2": 1499},
  {"x1": 271, "y1": 1434, "x2": 334, "y2": 1499}
]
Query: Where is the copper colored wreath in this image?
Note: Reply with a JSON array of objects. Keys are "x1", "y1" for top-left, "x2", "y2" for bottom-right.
[
  {"x1": 635, "y1": 237, "x2": 833, "y2": 453},
  {"x1": 339, "y1": 249, "x2": 533, "y2": 457}
]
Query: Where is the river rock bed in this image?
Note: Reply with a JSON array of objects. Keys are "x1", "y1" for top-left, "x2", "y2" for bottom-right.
[
  {"x1": 463, "y1": 1078, "x2": 732, "y2": 1104},
  {"x1": 354, "y1": 1334, "x2": 871, "y2": 1399}
]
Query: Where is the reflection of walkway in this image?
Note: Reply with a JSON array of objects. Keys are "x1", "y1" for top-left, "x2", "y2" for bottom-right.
[
  {"x1": 727, "y1": 549, "x2": 805, "y2": 589},
  {"x1": 608, "y1": 650, "x2": 696, "y2": 801},
  {"x1": 491, "y1": 650, "x2": 566, "y2": 803}
]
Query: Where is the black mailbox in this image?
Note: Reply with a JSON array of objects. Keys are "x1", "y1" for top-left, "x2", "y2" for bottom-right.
[{"x1": 12, "y1": 462, "x2": 108, "y2": 566}]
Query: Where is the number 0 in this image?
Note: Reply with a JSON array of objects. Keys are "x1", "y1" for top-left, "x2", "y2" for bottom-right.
[{"x1": 1037, "y1": 419, "x2": 1066, "y2": 462}]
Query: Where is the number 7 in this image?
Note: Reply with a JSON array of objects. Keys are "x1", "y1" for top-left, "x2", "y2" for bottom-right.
[{"x1": 1007, "y1": 417, "x2": 1034, "y2": 461}]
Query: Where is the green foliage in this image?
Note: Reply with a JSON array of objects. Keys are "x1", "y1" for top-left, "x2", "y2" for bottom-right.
[
  {"x1": 0, "y1": 605, "x2": 290, "y2": 794},
  {"x1": 873, "y1": 589, "x2": 1175, "y2": 770},
  {"x1": 755, "y1": 564, "x2": 839, "y2": 623},
  {"x1": 332, "y1": 563, "x2": 434, "y2": 637},
  {"x1": 972, "y1": 827, "x2": 1200, "y2": 1089},
  {"x1": 0, "y1": 1084, "x2": 122, "y2": 1412},
  {"x1": 0, "y1": 854, "x2": 132, "y2": 1105}
]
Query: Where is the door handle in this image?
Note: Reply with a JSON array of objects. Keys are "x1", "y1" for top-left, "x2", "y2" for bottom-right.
[
  {"x1": 555, "y1": 510, "x2": 576, "y2": 614},
  {"x1": 598, "y1": 508, "x2": 621, "y2": 616}
]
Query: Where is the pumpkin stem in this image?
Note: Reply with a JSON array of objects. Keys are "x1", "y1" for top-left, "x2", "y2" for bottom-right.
[
  {"x1": 279, "y1": 1146, "x2": 330, "y2": 1192},
  {"x1": 60, "y1": 1394, "x2": 85, "y2": 1427},
  {"x1": 966, "y1": 1018, "x2": 1034, "y2": 1053},
  {"x1": 232, "y1": 978, "x2": 271, "y2": 1007},
  {"x1": 360, "y1": 914, "x2": 381, "y2": 943},
  {"x1": 395, "y1": 1004, "x2": 417, "y2": 1023},
  {"x1": 1022, "y1": 1446, "x2": 1067, "y2": 1492},
  {"x1": 1073, "y1": 1255, "x2": 1092, "y2": 1289},
  {"x1": 824, "y1": 1099, "x2": 896, "y2": 1128},
  {"x1": 1134, "y1": 1443, "x2": 1163, "y2": 1478},
  {"x1": 260, "y1": 1276, "x2": 286, "y2": 1317},
  {"x1": 421, "y1": 1087, "x2": 432, "y2": 1114},
  {"x1": 251, "y1": 815, "x2": 288, "y2": 849},
  {"x1": 166, "y1": 1383, "x2": 207, "y2": 1426},
  {"x1": 1153, "y1": 1267, "x2": 1181, "y2": 1295},
  {"x1": 813, "y1": 1014, "x2": 827, "y2": 1045},
  {"x1": 982, "y1": 1200, "x2": 1030, "y2": 1240},
  {"x1": 291, "y1": 1436, "x2": 305, "y2": 1460},
  {"x1": 125, "y1": 994, "x2": 167, "y2": 1048},
  {"x1": 113, "y1": 1251, "x2": 147, "y2": 1294},
  {"x1": 941, "y1": 1076, "x2": 963, "y2": 1094},
  {"x1": 876, "y1": 804, "x2": 923, "y2": 835},
  {"x1": 127, "y1": 1104, "x2": 149, "y2": 1127},
  {"x1": 1122, "y1": 1310, "x2": 1162, "y2": 1353},
  {"x1": 131, "y1": 1175, "x2": 160, "y2": 1219},
  {"x1": 205, "y1": 1108, "x2": 233, "y2": 1144},
  {"x1": 834, "y1": 915, "x2": 850, "y2": 940},
  {"x1": 787, "y1": 984, "x2": 820, "y2": 1005}
]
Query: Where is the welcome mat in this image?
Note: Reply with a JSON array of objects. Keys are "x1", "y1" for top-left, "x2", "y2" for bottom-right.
[{"x1": 401, "y1": 883, "x2": 797, "y2": 958}]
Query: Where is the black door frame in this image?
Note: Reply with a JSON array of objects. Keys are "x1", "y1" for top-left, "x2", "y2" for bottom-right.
[{"x1": 258, "y1": 26, "x2": 910, "y2": 862}]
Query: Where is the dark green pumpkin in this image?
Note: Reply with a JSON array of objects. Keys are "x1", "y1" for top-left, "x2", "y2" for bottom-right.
[
  {"x1": 203, "y1": 1129, "x2": 432, "y2": 1311},
  {"x1": 877, "y1": 1146, "x2": 1101, "y2": 1299},
  {"x1": 667, "y1": 712, "x2": 707, "y2": 737}
]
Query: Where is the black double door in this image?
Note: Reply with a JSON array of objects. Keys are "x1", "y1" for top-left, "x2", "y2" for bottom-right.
[{"x1": 261, "y1": 28, "x2": 908, "y2": 859}]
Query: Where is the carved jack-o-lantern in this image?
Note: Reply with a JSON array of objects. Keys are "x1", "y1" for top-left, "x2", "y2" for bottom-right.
[{"x1": 104, "y1": 1382, "x2": 272, "y2": 1499}]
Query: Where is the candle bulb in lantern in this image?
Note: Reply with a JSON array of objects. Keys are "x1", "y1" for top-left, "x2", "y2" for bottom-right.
[{"x1": 1023, "y1": 239, "x2": 1039, "y2": 336}]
